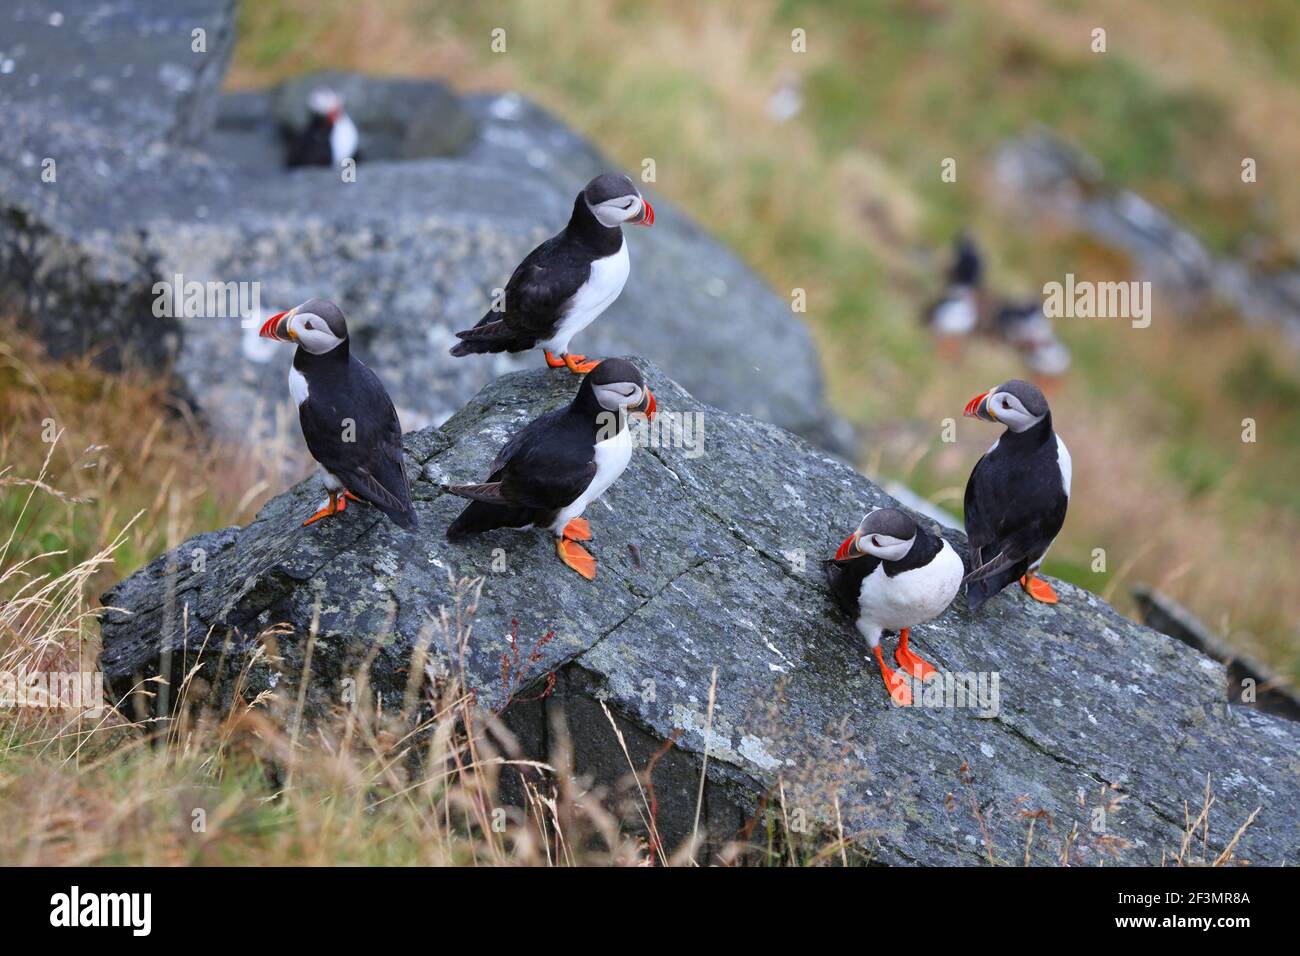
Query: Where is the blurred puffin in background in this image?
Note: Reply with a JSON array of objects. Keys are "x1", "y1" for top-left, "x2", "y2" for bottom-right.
[
  {"x1": 449, "y1": 173, "x2": 654, "y2": 374},
  {"x1": 286, "y1": 88, "x2": 358, "y2": 169},
  {"x1": 924, "y1": 233, "x2": 984, "y2": 360},
  {"x1": 826, "y1": 508, "x2": 963, "y2": 706},
  {"x1": 923, "y1": 234, "x2": 1072, "y2": 390},
  {"x1": 962, "y1": 379, "x2": 1070, "y2": 609},
  {"x1": 444, "y1": 358, "x2": 656, "y2": 580},
  {"x1": 259, "y1": 299, "x2": 416, "y2": 530}
]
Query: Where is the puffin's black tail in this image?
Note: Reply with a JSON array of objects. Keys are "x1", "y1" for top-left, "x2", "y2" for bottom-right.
[
  {"x1": 964, "y1": 564, "x2": 1023, "y2": 612},
  {"x1": 449, "y1": 315, "x2": 534, "y2": 357},
  {"x1": 446, "y1": 499, "x2": 533, "y2": 542},
  {"x1": 379, "y1": 502, "x2": 419, "y2": 532}
]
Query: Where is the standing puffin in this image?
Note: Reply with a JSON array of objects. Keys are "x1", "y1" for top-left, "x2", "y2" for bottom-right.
[
  {"x1": 259, "y1": 299, "x2": 417, "y2": 530},
  {"x1": 924, "y1": 234, "x2": 984, "y2": 359},
  {"x1": 286, "y1": 88, "x2": 358, "y2": 169},
  {"x1": 962, "y1": 379, "x2": 1070, "y2": 609},
  {"x1": 444, "y1": 359, "x2": 655, "y2": 579},
  {"x1": 826, "y1": 508, "x2": 963, "y2": 706},
  {"x1": 449, "y1": 174, "x2": 654, "y2": 374}
]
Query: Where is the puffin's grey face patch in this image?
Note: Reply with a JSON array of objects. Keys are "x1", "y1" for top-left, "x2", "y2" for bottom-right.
[
  {"x1": 297, "y1": 298, "x2": 348, "y2": 340},
  {"x1": 587, "y1": 358, "x2": 644, "y2": 389},
  {"x1": 583, "y1": 173, "x2": 638, "y2": 206},
  {"x1": 995, "y1": 379, "x2": 1048, "y2": 418},
  {"x1": 855, "y1": 508, "x2": 917, "y2": 560},
  {"x1": 291, "y1": 298, "x2": 348, "y2": 355},
  {"x1": 859, "y1": 508, "x2": 916, "y2": 541}
]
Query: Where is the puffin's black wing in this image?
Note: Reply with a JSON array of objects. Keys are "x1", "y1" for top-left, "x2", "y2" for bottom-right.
[
  {"x1": 962, "y1": 449, "x2": 1066, "y2": 608},
  {"x1": 444, "y1": 413, "x2": 596, "y2": 540},
  {"x1": 824, "y1": 554, "x2": 881, "y2": 617},
  {"x1": 446, "y1": 430, "x2": 595, "y2": 511},
  {"x1": 450, "y1": 237, "x2": 590, "y2": 354},
  {"x1": 299, "y1": 361, "x2": 417, "y2": 530}
]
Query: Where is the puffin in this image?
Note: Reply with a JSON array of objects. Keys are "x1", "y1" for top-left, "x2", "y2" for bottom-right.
[
  {"x1": 826, "y1": 508, "x2": 963, "y2": 706},
  {"x1": 286, "y1": 88, "x2": 358, "y2": 169},
  {"x1": 925, "y1": 234, "x2": 984, "y2": 359},
  {"x1": 962, "y1": 379, "x2": 1070, "y2": 609},
  {"x1": 259, "y1": 299, "x2": 417, "y2": 530},
  {"x1": 444, "y1": 358, "x2": 655, "y2": 580},
  {"x1": 449, "y1": 173, "x2": 654, "y2": 374}
]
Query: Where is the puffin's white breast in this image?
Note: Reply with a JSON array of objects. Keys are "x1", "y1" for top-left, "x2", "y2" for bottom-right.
[
  {"x1": 542, "y1": 238, "x2": 630, "y2": 352},
  {"x1": 932, "y1": 291, "x2": 977, "y2": 335},
  {"x1": 857, "y1": 540, "x2": 964, "y2": 631},
  {"x1": 1056, "y1": 435, "x2": 1072, "y2": 497},
  {"x1": 331, "y1": 114, "x2": 359, "y2": 165},
  {"x1": 553, "y1": 428, "x2": 633, "y2": 531},
  {"x1": 288, "y1": 365, "x2": 310, "y2": 406}
]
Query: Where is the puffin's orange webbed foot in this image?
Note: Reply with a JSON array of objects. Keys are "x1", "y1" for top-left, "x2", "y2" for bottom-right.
[
  {"x1": 1020, "y1": 573, "x2": 1059, "y2": 604},
  {"x1": 303, "y1": 493, "x2": 347, "y2": 526},
  {"x1": 562, "y1": 517, "x2": 592, "y2": 541},
  {"x1": 873, "y1": 646, "x2": 912, "y2": 707},
  {"x1": 563, "y1": 353, "x2": 600, "y2": 374},
  {"x1": 894, "y1": 627, "x2": 937, "y2": 681},
  {"x1": 544, "y1": 350, "x2": 567, "y2": 369},
  {"x1": 556, "y1": 537, "x2": 597, "y2": 580}
]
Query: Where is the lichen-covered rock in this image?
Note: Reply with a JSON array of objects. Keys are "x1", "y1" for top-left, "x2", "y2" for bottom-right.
[{"x1": 100, "y1": 362, "x2": 1300, "y2": 865}]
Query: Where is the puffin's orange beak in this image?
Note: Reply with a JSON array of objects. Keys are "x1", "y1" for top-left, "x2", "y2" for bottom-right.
[
  {"x1": 964, "y1": 391, "x2": 995, "y2": 422},
  {"x1": 633, "y1": 198, "x2": 655, "y2": 226},
  {"x1": 259, "y1": 311, "x2": 294, "y2": 342},
  {"x1": 834, "y1": 532, "x2": 859, "y2": 561},
  {"x1": 638, "y1": 388, "x2": 657, "y2": 421}
]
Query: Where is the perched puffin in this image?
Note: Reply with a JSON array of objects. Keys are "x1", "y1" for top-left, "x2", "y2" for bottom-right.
[
  {"x1": 962, "y1": 379, "x2": 1070, "y2": 609},
  {"x1": 826, "y1": 508, "x2": 963, "y2": 706},
  {"x1": 925, "y1": 234, "x2": 984, "y2": 358},
  {"x1": 259, "y1": 299, "x2": 417, "y2": 530},
  {"x1": 449, "y1": 173, "x2": 654, "y2": 374},
  {"x1": 444, "y1": 358, "x2": 655, "y2": 580},
  {"x1": 285, "y1": 88, "x2": 358, "y2": 169}
]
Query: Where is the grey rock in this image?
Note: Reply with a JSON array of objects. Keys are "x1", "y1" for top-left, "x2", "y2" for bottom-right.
[
  {"x1": 100, "y1": 362, "x2": 1300, "y2": 865},
  {"x1": 1134, "y1": 585, "x2": 1300, "y2": 722},
  {"x1": 0, "y1": 12, "x2": 848, "y2": 457},
  {"x1": 0, "y1": 0, "x2": 237, "y2": 147}
]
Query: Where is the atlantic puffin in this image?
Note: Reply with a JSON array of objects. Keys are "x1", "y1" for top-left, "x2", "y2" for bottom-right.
[
  {"x1": 962, "y1": 379, "x2": 1070, "y2": 609},
  {"x1": 259, "y1": 299, "x2": 417, "y2": 530},
  {"x1": 449, "y1": 174, "x2": 654, "y2": 374},
  {"x1": 444, "y1": 358, "x2": 655, "y2": 579},
  {"x1": 826, "y1": 508, "x2": 963, "y2": 706},
  {"x1": 925, "y1": 234, "x2": 984, "y2": 358},
  {"x1": 285, "y1": 88, "x2": 358, "y2": 169}
]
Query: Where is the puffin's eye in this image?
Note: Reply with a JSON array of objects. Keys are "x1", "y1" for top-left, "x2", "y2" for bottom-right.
[{"x1": 871, "y1": 536, "x2": 881, "y2": 547}]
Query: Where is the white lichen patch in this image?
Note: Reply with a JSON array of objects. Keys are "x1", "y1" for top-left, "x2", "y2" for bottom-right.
[{"x1": 738, "y1": 733, "x2": 780, "y2": 771}]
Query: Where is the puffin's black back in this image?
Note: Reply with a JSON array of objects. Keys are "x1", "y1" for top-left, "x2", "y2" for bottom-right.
[
  {"x1": 449, "y1": 193, "x2": 623, "y2": 356},
  {"x1": 286, "y1": 114, "x2": 334, "y2": 168},
  {"x1": 963, "y1": 415, "x2": 1066, "y2": 609},
  {"x1": 294, "y1": 344, "x2": 417, "y2": 530}
]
